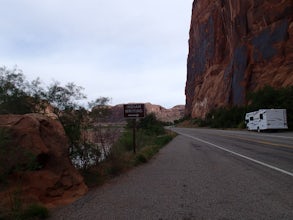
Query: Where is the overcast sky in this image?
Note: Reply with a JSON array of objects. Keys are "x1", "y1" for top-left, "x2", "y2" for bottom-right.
[{"x1": 0, "y1": 0, "x2": 193, "y2": 108}]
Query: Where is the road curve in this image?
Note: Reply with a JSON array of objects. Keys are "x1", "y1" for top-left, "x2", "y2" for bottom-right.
[{"x1": 50, "y1": 128, "x2": 293, "y2": 220}]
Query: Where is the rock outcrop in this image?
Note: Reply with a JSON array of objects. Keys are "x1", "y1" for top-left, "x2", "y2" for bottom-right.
[
  {"x1": 0, "y1": 114, "x2": 87, "y2": 208},
  {"x1": 145, "y1": 103, "x2": 185, "y2": 122},
  {"x1": 108, "y1": 103, "x2": 185, "y2": 123},
  {"x1": 186, "y1": 0, "x2": 293, "y2": 118}
]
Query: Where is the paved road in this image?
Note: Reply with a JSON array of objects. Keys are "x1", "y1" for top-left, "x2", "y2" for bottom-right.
[{"x1": 51, "y1": 128, "x2": 293, "y2": 220}]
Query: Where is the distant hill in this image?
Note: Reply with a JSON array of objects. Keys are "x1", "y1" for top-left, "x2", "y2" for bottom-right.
[{"x1": 107, "y1": 103, "x2": 185, "y2": 123}]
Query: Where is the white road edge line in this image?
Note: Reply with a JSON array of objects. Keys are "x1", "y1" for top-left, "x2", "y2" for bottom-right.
[{"x1": 177, "y1": 132, "x2": 293, "y2": 177}]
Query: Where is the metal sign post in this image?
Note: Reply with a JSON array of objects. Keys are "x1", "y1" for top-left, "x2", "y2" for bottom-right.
[
  {"x1": 123, "y1": 104, "x2": 145, "y2": 154},
  {"x1": 133, "y1": 118, "x2": 136, "y2": 154}
]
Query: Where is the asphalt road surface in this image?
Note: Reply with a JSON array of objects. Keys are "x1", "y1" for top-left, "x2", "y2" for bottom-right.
[{"x1": 51, "y1": 128, "x2": 293, "y2": 220}]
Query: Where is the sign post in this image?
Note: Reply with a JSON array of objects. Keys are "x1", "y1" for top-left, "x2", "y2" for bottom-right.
[
  {"x1": 133, "y1": 119, "x2": 136, "y2": 153},
  {"x1": 123, "y1": 104, "x2": 145, "y2": 154}
]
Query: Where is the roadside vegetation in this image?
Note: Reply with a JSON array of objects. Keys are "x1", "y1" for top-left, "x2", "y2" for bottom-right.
[
  {"x1": 83, "y1": 113, "x2": 176, "y2": 187},
  {"x1": 0, "y1": 66, "x2": 175, "y2": 218},
  {"x1": 177, "y1": 85, "x2": 293, "y2": 130}
]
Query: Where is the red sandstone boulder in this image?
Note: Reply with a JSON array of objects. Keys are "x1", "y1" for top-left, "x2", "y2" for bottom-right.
[{"x1": 0, "y1": 114, "x2": 88, "y2": 208}]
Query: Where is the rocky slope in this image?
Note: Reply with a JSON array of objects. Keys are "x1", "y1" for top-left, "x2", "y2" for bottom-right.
[
  {"x1": 186, "y1": 0, "x2": 293, "y2": 118},
  {"x1": 0, "y1": 114, "x2": 87, "y2": 208},
  {"x1": 145, "y1": 103, "x2": 185, "y2": 122},
  {"x1": 108, "y1": 103, "x2": 185, "y2": 123}
]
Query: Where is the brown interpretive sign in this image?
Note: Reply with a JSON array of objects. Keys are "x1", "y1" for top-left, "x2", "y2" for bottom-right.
[{"x1": 124, "y1": 104, "x2": 145, "y2": 118}]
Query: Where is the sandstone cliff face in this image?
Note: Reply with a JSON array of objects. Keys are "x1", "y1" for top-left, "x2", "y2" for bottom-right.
[
  {"x1": 186, "y1": 0, "x2": 293, "y2": 118},
  {"x1": 0, "y1": 114, "x2": 87, "y2": 208}
]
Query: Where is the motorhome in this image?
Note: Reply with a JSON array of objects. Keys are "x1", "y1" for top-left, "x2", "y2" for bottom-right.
[{"x1": 245, "y1": 109, "x2": 288, "y2": 132}]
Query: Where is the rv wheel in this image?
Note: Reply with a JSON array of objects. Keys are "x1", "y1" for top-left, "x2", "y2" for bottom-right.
[{"x1": 257, "y1": 127, "x2": 260, "y2": 133}]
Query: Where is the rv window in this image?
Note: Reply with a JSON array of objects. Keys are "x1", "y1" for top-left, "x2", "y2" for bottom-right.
[
  {"x1": 260, "y1": 114, "x2": 263, "y2": 120},
  {"x1": 250, "y1": 117, "x2": 253, "y2": 121}
]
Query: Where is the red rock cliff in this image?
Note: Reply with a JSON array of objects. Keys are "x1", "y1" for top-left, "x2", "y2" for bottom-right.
[{"x1": 185, "y1": 0, "x2": 293, "y2": 118}]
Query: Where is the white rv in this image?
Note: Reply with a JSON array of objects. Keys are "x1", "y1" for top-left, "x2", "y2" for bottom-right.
[{"x1": 245, "y1": 109, "x2": 288, "y2": 132}]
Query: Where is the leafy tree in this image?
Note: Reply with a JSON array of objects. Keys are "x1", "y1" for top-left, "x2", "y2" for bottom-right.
[
  {"x1": 88, "y1": 97, "x2": 111, "y2": 123},
  {"x1": 68, "y1": 97, "x2": 119, "y2": 170},
  {"x1": 0, "y1": 67, "x2": 32, "y2": 114},
  {"x1": 0, "y1": 67, "x2": 49, "y2": 114},
  {"x1": 44, "y1": 81, "x2": 87, "y2": 149},
  {"x1": 88, "y1": 98, "x2": 119, "y2": 160},
  {"x1": 46, "y1": 81, "x2": 86, "y2": 115}
]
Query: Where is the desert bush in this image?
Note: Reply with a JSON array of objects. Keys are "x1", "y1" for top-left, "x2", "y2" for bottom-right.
[
  {"x1": 137, "y1": 113, "x2": 165, "y2": 135},
  {"x1": 3, "y1": 199, "x2": 49, "y2": 220},
  {"x1": 21, "y1": 203, "x2": 49, "y2": 219},
  {"x1": 154, "y1": 134, "x2": 174, "y2": 146},
  {"x1": 116, "y1": 131, "x2": 133, "y2": 152},
  {"x1": 134, "y1": 154, "x2": 147, "y2": 165},
  {"x1": 204, "y1": 106, "x2": 246, "y2": 128}
]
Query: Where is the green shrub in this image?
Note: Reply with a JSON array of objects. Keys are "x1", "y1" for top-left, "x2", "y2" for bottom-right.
[
  {"x1": 21, "y1": 203, "x2": 49, "y2": 219},
  {"x1": 118, "y1": 131, "x2": 133, "y2": 151},
  {"x1": 9, "y1": 189, "x2": 23, "y2": 220},
  {"x1": 174, "y1": 115, "x2": 191, "y2": 125},
  {"x1": 155, "y1": 135, "x2": 173, "y2": 146},
  {"x1": 204, "y1": 106, "x2": 246, "y2": 128},
  {"x1": 237, "y1": 121, "x2": 246, "y2": 129},
  {"x1": 134, "y1": 154, "x2": 147, "y2": 165},
  {"x1": 137, "y1": 113, "x2": 165, "y2": 135},
  {"x1": 0, "y1": 128, "x2": 9, "y2": 182},
  {"x1": 105, "y1": 158, "x2": 124, "y2": 176}
]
